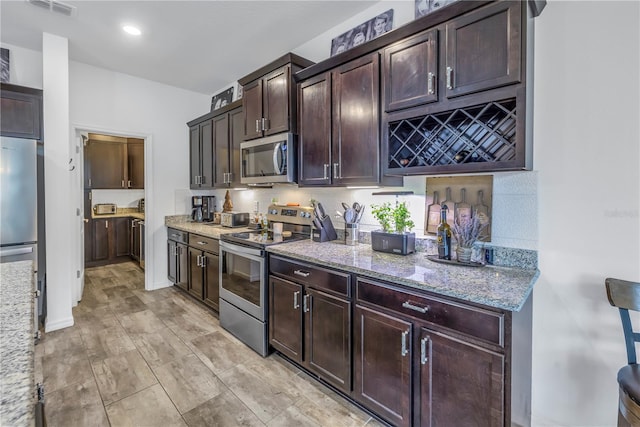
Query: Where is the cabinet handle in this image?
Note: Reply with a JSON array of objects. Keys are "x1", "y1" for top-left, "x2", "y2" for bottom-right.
[
  {"x1": 293, "y1": 291, "x2": 300, "y2": 309},
  {"x1": 105, "y1": 221, "x2": 108, "y2": 229},
  {"x1": 421, "y1": 337, "x2": 430, "y2": 365},
  {"x1": 227, "y1": 172, "x2": 232, "y2": 183},
  {"x1": 128, "y1": 180, "x2": 132, "y2": 188},
  {"x1": 427, "y1": 72, "x2": 435, "y2": 95},
  {"x1": 200, "y1": 175, "x2": 205, "y2": 185},
  {"x1": 401, "y1": 330, "x2": 409, "y2": 357},
  {"x1": 446, "y1": 66, "x2": 453, "y2": 90},
  {"x1": 200, "y1": 256, "x2": 206, "y2": 268},
  {"x1": 196, "y1": 254, "x2": 202, "y2": 267},
  {"x1": 323, "y1": 164, "x2": 329, "y2": 180},
  {"x1": 293, "y1": 269, "x2": 310, "y2": 277},
  {"x1": 262, "y1": 118, "x2": 269, "y2": 131},
  {"x1": 303, "y1": 294, "x2": 310, "y2": 313},
  {"x1": 122, "y1": 180, "x2": 125, "y2": 188},
  {"x1": 88, "y1": 178, "x2": 92, "y2": 187},
  {"x1": 333, "y1": 163, "x2": 339, "y2": 179},
  {"x1": 402, "y1": 301, "x2": 429, "y2": 313},
  {"x1": 196, "y1": 241, "x2": 207, "y2": 246},
  {"x1": 256, "y1": 119, "x2": 261, "y2": 133},
  {"x1": 34, "y1": 290, "x2": 41, "y2": 298}
]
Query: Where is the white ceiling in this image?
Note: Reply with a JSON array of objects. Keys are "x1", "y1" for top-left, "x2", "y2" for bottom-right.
[{"x1": 0, "y1": 0, "x2": 378, "y2": 94}]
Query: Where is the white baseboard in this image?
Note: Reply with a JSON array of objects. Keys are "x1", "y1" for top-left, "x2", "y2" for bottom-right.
[{"x1": 44, "y1": 316, "x2": 74, "y2": 332}]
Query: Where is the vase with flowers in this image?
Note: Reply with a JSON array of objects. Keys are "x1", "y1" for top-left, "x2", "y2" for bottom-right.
[{"x1": 452, "y1": 212, "x2": 489, "y2": 263}]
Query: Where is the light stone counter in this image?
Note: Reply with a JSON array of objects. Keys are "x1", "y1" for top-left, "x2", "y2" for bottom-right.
[
  {"x1": 165, "y1": 215, "x2": 250, "y2": 239},
  {"x1": 267, "y1": 240, "x2": 538, "y2": 312},
  {"x1": 0, "y1": 260, "x2": 35, "y2": 427},
  {"x1": 92, "y1": 207, "x2": 145, "y2": 220}
]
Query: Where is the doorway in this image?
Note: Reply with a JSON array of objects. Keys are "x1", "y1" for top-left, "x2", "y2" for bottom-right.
[{"x1": 71, "y1": 126, "x2": 153, "y2": 304}]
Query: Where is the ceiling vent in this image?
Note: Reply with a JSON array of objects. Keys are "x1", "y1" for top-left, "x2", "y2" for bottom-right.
[{"x1": 27, "y1": 0, "x2": 77, "y2": 17}]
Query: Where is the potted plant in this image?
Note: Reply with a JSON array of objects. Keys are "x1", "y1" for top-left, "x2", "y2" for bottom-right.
[
  {"x1": 452, "y1": 212, "x2": 489, "y2": 263},
  {"x1": 370, "y1": 202, "x2": 416, "y2": 255}
]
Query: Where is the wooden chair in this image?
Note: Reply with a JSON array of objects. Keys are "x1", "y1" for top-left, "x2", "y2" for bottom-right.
[{"x1": 606, "y1": 277, "x2": 640, "y2": 426}]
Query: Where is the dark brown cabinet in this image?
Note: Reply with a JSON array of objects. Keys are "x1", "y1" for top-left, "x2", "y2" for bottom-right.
[
  {"x1": 269, "y1": 256, "x2": 352, "y2": 393},
  {"x1": 127, "y1": 140, "x2": 145, "y2": 189},
  {"x1": 0, "y1": 83, "x2": 43, "y2": 139},
  {"x1": 90, "y1": 217, "x2": 130, "y2": 264},
  {"x1": 93, "y1": 219, "x2": 110, "y2": 262},
  {"x1": 445, "y1": 0, "x2": 521, "y2": 98},
  {"x1": 239, "y1": 53, "x2": 314, "y2": 141},
  {"x1": 383, "y1": 28, "x2": 439, "y2": 112},
  {"x1": 130, "y1": 219, "x2": 141, "y2": 260},
  {"x1": 186, "y1": 234, "x2": 220, "y2": 311},
  {"x1": 85, "y1": 136, "x2": 144, "y2": 189},
  {"x1": 167, "y1": 228, "x2": 188, "y2": 291},
  {"x1": 298, "y1": 53, "x2": 381, "y2": 187},
  {"x1": 114, "y1": 217, "x2": 130, "y2": 257},
  {"x1": 354, "y1": 304, "x2": 412, "y2": 427},
  {"x1": 188, "y1": 101, "x2": 243, "y2": 189}
]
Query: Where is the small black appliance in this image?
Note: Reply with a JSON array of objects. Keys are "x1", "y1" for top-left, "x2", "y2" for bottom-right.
[{"x1": 192, "y1": 195, "x2": 215, "y2": 222}]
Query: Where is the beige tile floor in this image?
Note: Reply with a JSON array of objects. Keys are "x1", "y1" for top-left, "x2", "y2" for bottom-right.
[{"x1": 36, "y1": 262, "x2": 383, "y2": 427}]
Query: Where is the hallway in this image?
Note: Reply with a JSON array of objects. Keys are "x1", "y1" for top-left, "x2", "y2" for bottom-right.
[{"x1": 37, "y1": 262, "x2": 380, "y2": 426}]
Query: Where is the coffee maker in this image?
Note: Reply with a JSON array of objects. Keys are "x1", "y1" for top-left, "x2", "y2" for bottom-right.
[{"x1": 192, "y1": 196, "x2": 215, "y2": 222}]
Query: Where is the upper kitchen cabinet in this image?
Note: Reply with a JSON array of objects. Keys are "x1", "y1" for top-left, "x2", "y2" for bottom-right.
[
  {"x1": 444, "y1": 0, "x2": 521, "y2": 98},
  {"x1": 0, "y1": 83, "x2": 43, "y2": 140},
  {"x1": 188, "y1": 100, "x2": 243, "y2": 189},
  {"x1": 238, "y1": 53, "x2": 314, "y2": 141},
  {"x1": 84, "y1": 134, "x2": 144, "y2": 189}
]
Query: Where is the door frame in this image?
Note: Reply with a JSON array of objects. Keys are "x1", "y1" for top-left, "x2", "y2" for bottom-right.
[{"x1": 71, "y1": 123, "x2": 153, "y2": 296}]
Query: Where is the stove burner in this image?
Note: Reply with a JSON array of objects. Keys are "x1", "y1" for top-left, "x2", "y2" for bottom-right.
[{"x1": 221, "y1": 229, "x2": 308, "y2": 248}]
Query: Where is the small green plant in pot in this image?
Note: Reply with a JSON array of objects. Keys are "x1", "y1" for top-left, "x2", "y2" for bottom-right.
[{"x1": 370, "y1": 202, "x2": 416, "y2": 255}]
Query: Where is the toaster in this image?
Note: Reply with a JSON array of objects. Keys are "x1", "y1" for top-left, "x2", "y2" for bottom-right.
[
  {"x1": 93, "y1": 203, "x2": 117, "y2": 215},
  {"x1": 220, "y1": 212, "x2": 250, "y2": 228}
]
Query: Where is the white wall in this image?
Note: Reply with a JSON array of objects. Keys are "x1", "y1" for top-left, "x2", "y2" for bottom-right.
[
  {"x1": 531, "y1": 1, "x2": 640, "y2": 425},
  {"x1": 1, "y1": 43, "x2": 43, "y2": 88}
]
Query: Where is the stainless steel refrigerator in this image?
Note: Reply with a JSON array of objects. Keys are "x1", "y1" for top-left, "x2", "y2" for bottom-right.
[{"x1": 0, "y1": 136, "x2": 46, "y2": 329}]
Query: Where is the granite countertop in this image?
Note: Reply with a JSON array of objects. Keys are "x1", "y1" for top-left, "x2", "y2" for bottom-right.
[
  {"x1": 92, "y1": 207, "x2": 145, "y2": 220},
  {"x1": 0, "y1": 261, "x2": 35, "y2": 427},
  {"x1": 267, "y1": 240, "x2": 538, "y2": 312},
  {"x1": 165, "y1": 215, "x2": 250, "y2": 239}
]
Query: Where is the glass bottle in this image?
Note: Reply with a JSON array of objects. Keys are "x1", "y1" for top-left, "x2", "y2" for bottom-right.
[{"x1": 437, "y1": 204, "x2": 452, "y2": 260}]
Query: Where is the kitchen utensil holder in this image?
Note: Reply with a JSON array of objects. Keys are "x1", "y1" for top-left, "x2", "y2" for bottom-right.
[
  {"x1": 345, "y1": 223, "x2": 359, "y2": 246},
  {"x1": 312, "y1": 216, "x2": 338, "y2": 242}
]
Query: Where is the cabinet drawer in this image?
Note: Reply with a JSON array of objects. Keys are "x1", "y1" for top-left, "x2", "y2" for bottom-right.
[
  {"x1": 270, "y1": 256, "x2": 350, "y2": 297},
  {"x1": 188, "y1": 234, "x2": 219, "y2": 254},
  {"x1": 356, "y1": 277, "x2": 504, "y2": 346},
  {"x1": 168, "y1": 228, "x2": 188, "y2": 244}
]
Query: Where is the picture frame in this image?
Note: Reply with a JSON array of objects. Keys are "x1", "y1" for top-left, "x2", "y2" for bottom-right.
[
  {"x1": 211, "y1": 87, "x2": 234, "y2": 111},
  {"x1": 1, "y1": 48, "x2": 9, "y2": 83},
  {"x1": 236, "y1": 83, "x2": 243, "y2": 101},
  {"x1": 415, "y1": 0, "x2": 459, "y2": 19},
  {"x1": 330, "y1": 9, "x2": 394, "y2": 57}
]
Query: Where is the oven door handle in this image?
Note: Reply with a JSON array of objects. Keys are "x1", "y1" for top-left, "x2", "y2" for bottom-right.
[
  {"x1": 273, "y1": 142, "x2": 284, "y2": 175},
  {"x1": 219, "y1": 240, "x2": 264, "y2": 259}
]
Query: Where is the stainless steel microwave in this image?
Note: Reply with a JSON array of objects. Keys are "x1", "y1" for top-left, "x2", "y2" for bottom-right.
[{"x1": 240, "y1": 133, "x2": 297, "y2": 185}]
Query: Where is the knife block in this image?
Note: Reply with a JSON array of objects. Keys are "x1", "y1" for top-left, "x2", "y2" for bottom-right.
[{"x1": 312, "y1": 216, "x2": 338, "y2": 242}]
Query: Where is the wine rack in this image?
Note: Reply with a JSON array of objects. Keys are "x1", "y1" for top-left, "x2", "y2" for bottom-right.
[{"x1": 387, "y1": 98, "x2": 517, "y2": 171}]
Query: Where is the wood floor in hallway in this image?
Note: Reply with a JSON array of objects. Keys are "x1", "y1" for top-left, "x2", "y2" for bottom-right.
[{"x1": 36, "y1": 262, "x2": 382, "y2": 427}]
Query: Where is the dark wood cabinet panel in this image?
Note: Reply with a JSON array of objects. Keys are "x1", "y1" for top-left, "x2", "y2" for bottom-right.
[
  {"x1": 127, "y1": 141, "x2": 144, "y2": 189},
  {"x1": 242, "y1": 80, "x2": 263, "y2": 140},
  {"x1": 298, "y1": 72, "x2": 332, "y2": 186},
  {"x1": 188, "y1": 246, "x2": 204, "y2": 300},
  {"x1": 130, "y1": 219, "x2": 140, "y2": 260},
  {"x1": 168, "y1": 240, "x2": 177, "y2": 284},
  {"x1": 177, "y1": 243, "x2": 188, "y2": 291},
  {"x1": 420, "y1": 328, "x2": 505, "y2": 426},
  {"x1": 445, "y1": 1, "x2": 521, "y2": 98},
  {"x1": 84, "y1": 191, "x2": 93, "y2": 263},
  {"x1": 0, "y1": 84, "x2": 42, "y2": 140},
  {"x1": 383, "y1": 28, "x2": 439, "y2": 112},
  {"x1": 269, "y1": 276, "x2": 304, "y2": 363},
  {"x1": 189, "y1": 125, "x2": 201, "y2": 187},
  {"x1": 263, "y1": 66, "x2": 290, "y2": 136},
  {"x1": 331, "y1": 53, "x2": 380, "y2": 185},
  {"x1": 229, "y1": 106, "x2": 244, "y2": 187},
  {"x1": 213, "y1": 113, "x2": 230, "y2": 187},
  {"x1": 306, "y1": 288, "x2": 351, "y2": 393},
  {"x1": 114, "y1": 217, "x2": 130, "y2": 258},
  {"x1": 354, "y1": 304, "x2": 412, "y2": 427},
  {"x1": 92, "y1": 219, "x2": 110, "y2": 261},
  {"x1": 203, "y1": 251, "x2": 219, "y2": 310},
  {"x1": 200, "y1": 120, "x2": 214, "y2": 189},
  {"x1": 87, "y1": 141, "x2": 126, "y2": 189}
]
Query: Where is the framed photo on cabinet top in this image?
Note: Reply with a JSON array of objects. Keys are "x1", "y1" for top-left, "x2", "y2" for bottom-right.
[
  {"x1": 211, "y1": 87, "x2": 234, "y2": 111},
  {"x1": 415, "y1": 0, "x2": 459, "y2": 19}
]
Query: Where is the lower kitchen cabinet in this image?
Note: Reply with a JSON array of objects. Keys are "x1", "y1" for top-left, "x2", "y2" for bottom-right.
[
  {"x1": 167, "y1": 229, "x2": 188, "y2": 291},
  {"x1": 92, "y1": 219, "x2": 109, "y2": 262},
  {"x1": 269, "y1": 256, "x2": 351, "y2": 393},
  {"x1": 185, "y1": 234, "x2": 220, "y2": 311},
  {"x1": 87, "y1": 216, "x2": 134, "y2": 267}
]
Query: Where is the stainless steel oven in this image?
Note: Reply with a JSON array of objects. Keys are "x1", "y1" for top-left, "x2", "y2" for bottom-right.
[{"x1": 219, "y1": 204, "x2": 313, "y2": 356}]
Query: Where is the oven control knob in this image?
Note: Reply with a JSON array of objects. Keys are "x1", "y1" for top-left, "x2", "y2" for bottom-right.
[{"x1": 270, "y1": 209, "x2": 278, "y2": 215}]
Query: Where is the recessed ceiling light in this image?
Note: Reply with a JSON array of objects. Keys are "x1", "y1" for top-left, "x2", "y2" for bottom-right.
[{"x1": 122, "y1": 25, "x2": 141, "y2": 36}]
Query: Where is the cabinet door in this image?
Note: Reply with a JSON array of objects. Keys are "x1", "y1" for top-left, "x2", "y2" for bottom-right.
[
  {"x1": 305, "y1": 288, "x2": 351, "y2": 393},
  {"x1": 127, "y1": 141, "x2": 144, "y2": 189},
  {"x1": 445, "y1": 1, "x2": 521, "y2": 98},
  {"x1": 131, "y1": 220, "x2": 140, "y2": 259},
  {"x1": 189, "y1": 125, "x2": 201, "y2": 188},
  {"x1": 89, "y1": 141, "x2": 126, "y2": 189},
  {"x1": 269, "y1": 276, "x2": 303, "y2": 363},
  {"x1": 93, "y1": 219, "x2": 110, "y2": 261},
  {"x1": 332, "y1": 54, "x2": 380, "y2": 185},
  {"x1": 176, "y1": 243, "x2": 188, "y2": 291},
  {"x1": 200, "y1": 120, "x2": 214, "y2": 188},
  {"x1": 212, "y1": 113, "x2": 230, "y2": 188},
  {"x1": 84, "y1": 191, "x2": 93, "y2": 263},
  {"x1": 383, "y1": 28, "x2": 438, "y2": 112},
  {"x1": 263, "y1": 65, "x2": 290, "y2": 136},
  {"x1": 298, "y1": 72, "x2": 332, "y2": 186},
  {"x1": 0, "y1": 88, "x2": 42, "y2": 139},
  {"x1": 168, "y1": 240, "x2": 177, "y2": 283},
  {"x1": 354, "y1": 305, "x2": 412, "y2": 427},
  {"x1": 242, "y1": 79, "x2": 263, "y2": 140},
  {"x1": 188, "y1": 247, "x2": 204, "y2": 299},
  {"x1": 114, "y1": 217, "x2": 130, "y2": 257},
  {"x1": 419, "y1": 328, "x2": 505, "y2": 427},
  {"x1": 203, "y1": 251, "x2": 220, "y2": 310},
  {"x1": 228, "y1": 106, "x2": 244, "y2": 187}
]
